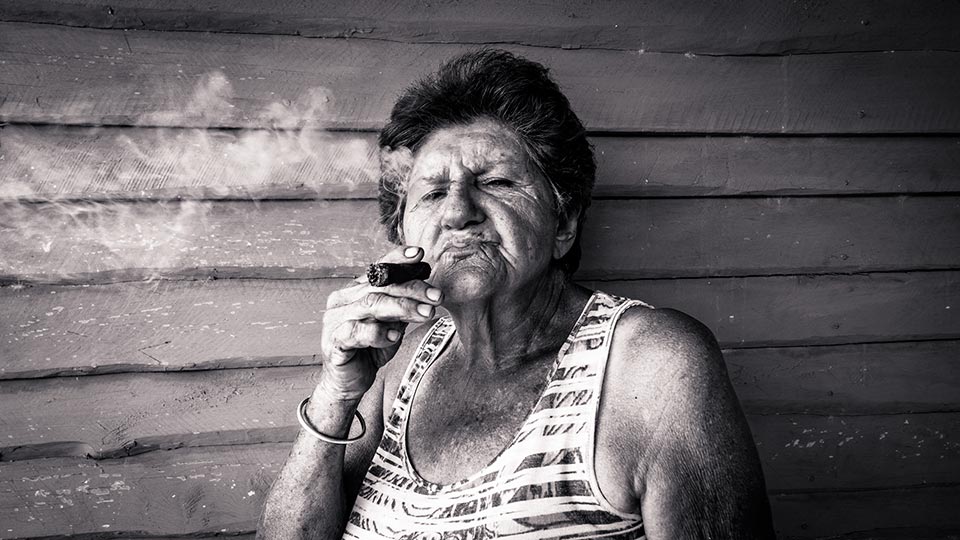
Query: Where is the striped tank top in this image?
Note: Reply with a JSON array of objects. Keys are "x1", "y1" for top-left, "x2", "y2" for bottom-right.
[{"x1": 343, "y1": 290, "x2": 651, "y2": 540}]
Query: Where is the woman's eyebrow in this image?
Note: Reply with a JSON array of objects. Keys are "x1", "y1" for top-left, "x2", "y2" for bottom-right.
[{"x1": 409, "y1": 173, "x2": 449, "y2": 189}]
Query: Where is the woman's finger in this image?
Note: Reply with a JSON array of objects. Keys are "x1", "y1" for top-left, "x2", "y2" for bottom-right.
[
  {"x1": 335, "y1": 292, "x2": 435, "y2": 323},
  {"x1": 329, "y1": 319, "x2": 405, "y2": 354},
  {"x1": 380, "y1": 245, "x2": 425, "y2": 265},
  {"x1": 327, "y1": 278, "x2": 442, "y2": 310}
]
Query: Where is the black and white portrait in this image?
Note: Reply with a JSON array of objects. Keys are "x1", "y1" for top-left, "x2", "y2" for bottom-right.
[{"x1": 1, "y1": 2, "x2": 958, "y2": 539}]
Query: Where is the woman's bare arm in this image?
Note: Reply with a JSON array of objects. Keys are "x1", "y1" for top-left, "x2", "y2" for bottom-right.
[
  {"x1": 257, "y1": 246, "x2": 442, "y2": 539},
  {"x1": 257, "y1": 376, "x2": 384, "y2": 539},
  {"x1": 609, "y1": 308, "x2": 775, "y2": 539}
]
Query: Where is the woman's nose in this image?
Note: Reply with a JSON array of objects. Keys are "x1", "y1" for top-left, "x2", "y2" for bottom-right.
[{"x1": 440, "y1": 183, "x2": 485, "y2": 230}]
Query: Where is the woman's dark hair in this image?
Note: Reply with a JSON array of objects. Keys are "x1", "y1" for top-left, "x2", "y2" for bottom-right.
[{"x1": 378, "y1": 49, "x2": 595, "y2": 274}]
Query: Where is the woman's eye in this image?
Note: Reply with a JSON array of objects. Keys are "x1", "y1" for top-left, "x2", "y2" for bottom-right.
[
  {"x1": 421, "y1": 190, "x2": 445, "y2": 201},
  {"x1": 483, "y1": 178, "x2": 513, "y2": 188}
]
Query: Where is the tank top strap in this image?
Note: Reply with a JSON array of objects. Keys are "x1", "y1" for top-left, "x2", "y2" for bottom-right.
[
  {"x1": 497, "y1": 291, "x2": 652, "y2": 482},
  {"x1": 378, "y1": 318, "x2": 455, "y2": 469}
]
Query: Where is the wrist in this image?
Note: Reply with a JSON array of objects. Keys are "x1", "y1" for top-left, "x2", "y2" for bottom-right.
[
  {"x1": 300, "y1": 388, "x2": 362, "y2": 440},
  {"x1": 297, "y1": 397, "x2": 367, "y2": 444},
  {"x1": 314, "y1": 372, "x2": 370, "y2": 404}
]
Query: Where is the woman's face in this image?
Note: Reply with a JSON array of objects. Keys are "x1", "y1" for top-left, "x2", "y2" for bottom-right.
[{"x1": 401, "y1": 119, "x2": 576, "y2": 305}]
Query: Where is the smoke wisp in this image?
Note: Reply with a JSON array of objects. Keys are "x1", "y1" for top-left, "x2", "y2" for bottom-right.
[{"x1": 1, "y1": 72, "x2": 380, "y2": 283}]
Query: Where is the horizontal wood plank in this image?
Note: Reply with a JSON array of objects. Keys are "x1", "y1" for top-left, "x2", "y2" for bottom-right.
[
  {"x1": 5, "y1": 340, "x2": 957, "y2": 450},
  {"x1": 593, "y1": 272, "x2": 960, "y2": 348},
  {"x1": 1, "y1": 365, "x2": 957, "y2": 493},
  {"x1": 0, "y1": 279, "x2": 338, "y2": 379},
  {"x1": 4, "y1": 125, "x2": 960, "y2": 200},
  {"x1": 0, "y1": 125, "x2": 380, "y2": 201},
  {"x1": 724, "y1": 340, "x2": 960, "y2": 415},
  {"x1": 3, "y1": 0, "x2": 959, "y2": 54},
  {"x1": 2, "y1": 273, "x2": 958, "y2": 378},
  {"x1": 771, "y1": 485, "x2": 960, "y2": 539},
  {"x1": 1, "y1": 442, "x2": 958, "y2": 539},
  {"x1": 3, "y1": 23, "x2": 959, "y2": 133},
  {"x1": 0, "y1": 367, "x2": 312, "y2": 460},
  {"x1": 0, "y1": 444, "x2": 278, "y2": 538},
  {"x1": 751, "y1": 412, "x2": 960, "y2": 492},
  {"x1": 3, "y1": 197, "x2": 958, "y2": 283},
  {"x1": 0, "y1": 199, "x2": 388, "y2": 283}
]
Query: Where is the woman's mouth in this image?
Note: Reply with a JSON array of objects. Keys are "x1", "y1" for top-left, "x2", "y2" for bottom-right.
[{"x1": 436, "y1": 239, "x2": 497, "y2": 263}]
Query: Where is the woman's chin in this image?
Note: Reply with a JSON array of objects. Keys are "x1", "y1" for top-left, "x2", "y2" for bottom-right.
[{"x1": 432, "y1": 266, "x2": 501, "y2": 305}]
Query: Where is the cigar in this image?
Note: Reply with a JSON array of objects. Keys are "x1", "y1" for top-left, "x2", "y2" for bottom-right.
[{"x1": 366, "y1": 262, "x2": 431, "y2": 287}]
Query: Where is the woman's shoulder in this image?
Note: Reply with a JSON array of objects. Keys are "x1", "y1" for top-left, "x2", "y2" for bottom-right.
[
  {"x1": 600, "y1": 300, "x2": 772, "y2": 535},
  {"x1": 611, "y1": 301, "x2": 721, "y2": 366},
  {"x1": 603, "y1": 299, "x2": 732, "y2": 422}
]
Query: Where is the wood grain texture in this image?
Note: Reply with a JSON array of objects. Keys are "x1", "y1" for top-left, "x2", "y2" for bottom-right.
[
  {"x1": 4, "y1": 125, "x2": 960, "y2": 201},
  {"x1": 724, "y1": 340, "x2": 960, "y2": 415},
  {"x1": 2, "y1": 273, "x2": 958, "y2": 378},
  {"x1": 2, "y1": 0, "x2": 959, "y2": 54},
  {"x1": 3, "y1": 23, "x2": 959, "y2": 133},
  {"x1": 0, "y1": 125, "x2": 380, "y2": 201},
  {"x1": 1, "y1": 441, "x2": 957, "y2": 539},
  {"x1": 0, "y1": 279, "x2": 338, "y2": 379},
  {"x1": 0, "y1": 444, "x2": 279, "y2": 539},
  {"x1": 590, "y1": 271, "x2": 960, "y2": 347},
  {"x1": 2, "y1": 365, "x2": 958, "y2": 493},
  {"x1": 0, "y1": 367, "x2": 311, "y2": 460},
  {"x1": 0, "y1": 199, "x2": 388, "y2": 283},
  {"x1": 3, "y1": 196, "x2": 958, "y2": 283},
  {"x1": 751, "y1": 412, "x2": 960, "y2": 492},
  {"x1": 771, "y1": 485, "x2": 960, "y2": 539}
]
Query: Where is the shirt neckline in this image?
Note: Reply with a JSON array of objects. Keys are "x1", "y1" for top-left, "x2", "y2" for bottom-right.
[{"x1": 399, "y1": 290, "x2": 600, "y2": 492}]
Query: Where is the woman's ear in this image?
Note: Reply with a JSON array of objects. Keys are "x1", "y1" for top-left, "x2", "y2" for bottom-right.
[{"x1": 553, "y1": 210, "x2": 580, "y2": 260}]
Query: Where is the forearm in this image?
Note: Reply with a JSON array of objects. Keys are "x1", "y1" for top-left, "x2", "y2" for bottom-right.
[
  {"x1": 257, "y1": 386, "x2": 362, "y2": 540},
  {"x1": 258, "y1": 245, "x2": 432, "y2": 538}
]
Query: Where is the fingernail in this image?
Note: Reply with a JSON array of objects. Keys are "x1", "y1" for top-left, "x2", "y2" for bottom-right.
[
  {"x1": 404, "y1": 247, "x2": 420, "y2": 258},
  {"x1": 387, "y1": 329, "x2": 400, "y2": 342},
  {"x1": 417, "y1": 303, "x2": 433, "y2": 317},
  {"x1": 426, "y1": 288, "x2": 442, "y2": 301}
]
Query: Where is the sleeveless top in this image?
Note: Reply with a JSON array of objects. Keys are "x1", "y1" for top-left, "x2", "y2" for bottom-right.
[{"x1": 343, "y1": 290, "x2": 652, "y2": 540}]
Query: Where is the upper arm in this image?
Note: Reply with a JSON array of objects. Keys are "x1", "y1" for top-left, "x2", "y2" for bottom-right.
[{"x1": 613, "y1": 308, "x2": 774, "y2": 539}]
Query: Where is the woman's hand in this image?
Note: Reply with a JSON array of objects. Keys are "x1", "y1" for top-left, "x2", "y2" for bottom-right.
[{"x1": 318, "y1": 246, "x2": 442, "y2": 401}]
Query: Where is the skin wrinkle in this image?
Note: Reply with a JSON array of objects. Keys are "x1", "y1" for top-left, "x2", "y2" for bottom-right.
[
  {"x1": 386, "y1": 116, "x2": 572, "y2": 255},
  {"x1": 401, "y1": 118, "x2": 579, "y2": 371}
]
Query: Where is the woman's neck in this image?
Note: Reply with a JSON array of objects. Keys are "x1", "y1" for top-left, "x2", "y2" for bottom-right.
[{"x1": 444, "y1": 270, "x2": 589, "y2": 373}]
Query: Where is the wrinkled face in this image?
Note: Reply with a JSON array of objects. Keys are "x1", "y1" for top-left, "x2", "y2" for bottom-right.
[{"x1": 401, "y1": 119, "x2": 576, "y2": 304}]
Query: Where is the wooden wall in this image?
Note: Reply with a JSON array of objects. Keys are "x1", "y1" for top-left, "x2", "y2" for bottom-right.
[{"x1": 1, "y1": 1, "x2": 959, "y2": 538}]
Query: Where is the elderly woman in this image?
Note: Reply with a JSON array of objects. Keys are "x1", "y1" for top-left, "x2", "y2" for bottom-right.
[{"x1": 259, "y1": 50, "x2": 774, "y2": 539}]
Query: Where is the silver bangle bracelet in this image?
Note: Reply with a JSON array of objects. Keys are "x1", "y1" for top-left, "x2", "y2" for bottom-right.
[{"x1": 297, "y1": 397, "x2": 366, "y2": 444}]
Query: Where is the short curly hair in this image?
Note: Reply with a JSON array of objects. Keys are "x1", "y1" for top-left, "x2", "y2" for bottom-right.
[{"x1": 377, "y1": 49, "x2": 596, "y2": 274}]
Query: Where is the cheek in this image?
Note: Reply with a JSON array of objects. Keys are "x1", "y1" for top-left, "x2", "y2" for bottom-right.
[
  {"x1": 495, "y1": 200, "x2": 557, "y2": 254},
  {"x1": 401, "y1": 209, "x2": 435, "y2": 247}
]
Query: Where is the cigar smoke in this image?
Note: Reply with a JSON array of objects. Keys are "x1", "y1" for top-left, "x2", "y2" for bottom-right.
[{"x1": 1, "y1": 71, "x2": 380, "y2": 282}]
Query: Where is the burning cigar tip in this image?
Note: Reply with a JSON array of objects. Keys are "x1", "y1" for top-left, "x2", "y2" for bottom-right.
[{"x1": 366, "y1": 261, "x2": 432, "y2": 287}]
